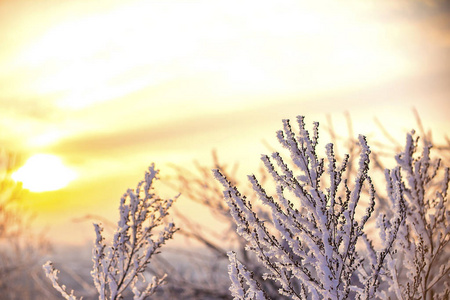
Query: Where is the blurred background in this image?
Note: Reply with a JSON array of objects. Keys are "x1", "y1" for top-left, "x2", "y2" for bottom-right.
[{"x1": 0, "y1": 0, "x2": 449, "y2": 297}]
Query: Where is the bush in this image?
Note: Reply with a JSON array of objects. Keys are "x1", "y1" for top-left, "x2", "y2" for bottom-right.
[
  {"x1": 43, "y1": 164, "x2": 177, "y2": 300},
  {"x1": 385, "y1": 132, "x2": 449, "y2": 299},
  {"x1": 215, "y1": 116, "x2": 449, "y2": 299}
]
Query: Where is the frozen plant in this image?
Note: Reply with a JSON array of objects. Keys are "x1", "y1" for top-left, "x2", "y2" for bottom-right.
[
  {"x1": 43, "y1": 164, "x2": 178, "y2": 300},
  {"x1": 384, "y1": 132, "x2": 449, "y2": 299},
  {"x1": 214, "y1": 116, "x2": 407, "y2": 299}
]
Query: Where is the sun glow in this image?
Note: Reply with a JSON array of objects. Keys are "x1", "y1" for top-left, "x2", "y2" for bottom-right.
[{"x1": 12, "y1": 154, "x2": 77, "y2": 192}]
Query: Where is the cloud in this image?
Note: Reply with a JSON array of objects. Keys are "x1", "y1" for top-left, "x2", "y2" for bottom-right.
[
  {"x1": 0, "y1": 98, "x2": 60, "y2": 121},
  {"x1": 46, "y1": 111, "x2": 240, "y2": 159}
]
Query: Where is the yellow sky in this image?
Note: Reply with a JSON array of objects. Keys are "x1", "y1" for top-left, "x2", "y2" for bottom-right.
[{"x1": 0, "y1": 0, "x2": 449, "y2": 245}]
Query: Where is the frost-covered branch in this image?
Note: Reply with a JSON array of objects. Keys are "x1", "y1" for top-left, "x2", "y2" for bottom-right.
[
  {"x1": 43, "y1": 164, "x2": 178, "y2": 300},
  {"x1": 43, "y1": 262, "x2": 78, "y2": 300},
  {"x1": 228, "y1": 251, "x2": 269, "y2": 300},
  {"x1": 384, "y1": 132, "x2": 450, "y2": 299},
  {"x1": 215, "y1": 116, "x2": 406, "y2": 299}
]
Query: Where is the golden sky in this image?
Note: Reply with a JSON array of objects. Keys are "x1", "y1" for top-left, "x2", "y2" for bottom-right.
[{"x1": 0, "y1": 0, "x2": 449, "y2": 245}]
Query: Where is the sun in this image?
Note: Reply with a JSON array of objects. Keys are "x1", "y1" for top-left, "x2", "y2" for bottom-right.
[{"x1": 12, "y1": 154, "x2": 77, "y2": 192}]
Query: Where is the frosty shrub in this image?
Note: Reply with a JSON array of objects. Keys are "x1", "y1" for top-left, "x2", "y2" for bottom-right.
[
  {"x1": 383, "y1": 132, "x2": 449, "y2": 299},
  {"x1": 215, "y1": 116, "x2": 449, "y2": 299},
  {"x1": 43, "y1": 164, "x2": 178, "y2": 300}
]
